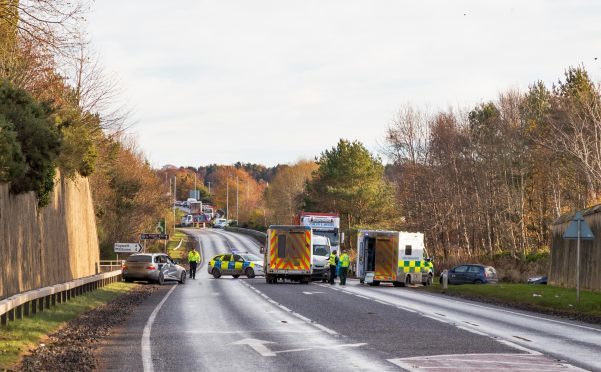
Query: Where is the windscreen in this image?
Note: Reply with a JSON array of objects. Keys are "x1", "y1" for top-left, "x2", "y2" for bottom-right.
[
  {"x1": 313, "y1": 244, "x2": 330, "y2": 256},
  {"x1": 315, "y1": 230, "x2": 339, "y2": 246},
  {"x1": 241, "y1": 253, "x2": 261, "y2": 261}
]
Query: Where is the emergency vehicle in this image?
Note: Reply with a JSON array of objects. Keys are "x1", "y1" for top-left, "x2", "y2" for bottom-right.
[
  {"x1": 264, "y1": 225, "x2": 313, "y2": 284},
  {"x1": 356, "y1": 230, "x2": 434, "y2": 287},
  {"x1": 208, "y1": 251, "x2": 264, "y2": 278}
]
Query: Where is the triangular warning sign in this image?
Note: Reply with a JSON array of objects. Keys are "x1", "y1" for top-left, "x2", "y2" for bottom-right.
[{"x1": 563, "y1": 212, "x2": 595, "y2": 240}]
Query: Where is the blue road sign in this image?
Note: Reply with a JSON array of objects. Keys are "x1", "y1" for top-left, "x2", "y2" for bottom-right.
[{"x1": 563, "y1": 212, "x2": 594, "y2": 240}]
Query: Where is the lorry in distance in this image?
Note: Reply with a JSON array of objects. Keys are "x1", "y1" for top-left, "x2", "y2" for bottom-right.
[
  {"x1": 264, "y1": 225, "x2": 313, "y2": 284},
  {"x1": 295, "y1": 212, "x2": 343, "y2": 254},
  {"x1": 357, "y1": 230, "x2": 433, "y2": 287}
]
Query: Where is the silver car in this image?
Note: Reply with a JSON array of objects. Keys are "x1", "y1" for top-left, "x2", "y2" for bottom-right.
[{"x1": 122, "y1": 253, "x2": 187, "y2": 285}]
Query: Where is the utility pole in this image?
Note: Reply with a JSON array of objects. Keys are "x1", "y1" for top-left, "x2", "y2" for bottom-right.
[
  {"x1": 173, "y1": 176, "x2": 176, "y2": 230},
  {"x1": 236, "y1": 175, "x2": 239, "y2": 223},
  {"x1": 194, "y1": 172, "x2": 197, "y2": 200},
  {"x1": 226, "y1": 177, "x2": 229, "y2": 220},
  {"x1": 207, "y1": 181, "x2": 211, "y2": 194}
]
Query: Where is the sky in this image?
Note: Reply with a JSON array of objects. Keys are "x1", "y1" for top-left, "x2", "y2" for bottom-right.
[{"x1": 87, "y1": 1, "x2": 601, "y2": 168}]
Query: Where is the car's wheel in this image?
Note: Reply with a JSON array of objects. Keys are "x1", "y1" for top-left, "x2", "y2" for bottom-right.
[
  {"x1": 158, "y1": 273, "x2": 165, "y2": 285},
  {"x1": 212, "y1": 268, "x2": 221, "y2": 279},
  {"x1": 245, "y1": 267, "x2": 255, "y2": 279},
  {"x1": 301, "y1": 276, "x2": 310, "y2": 284},
  {"x1": 474, "y1": 279, "x2": 483, "y2": 284},
  {"x1": 179, "y1": 272, "x2": 186, "y2": 284},
  {"x1": 232, "y1": 274, "x2": 240, "y2": 279}
]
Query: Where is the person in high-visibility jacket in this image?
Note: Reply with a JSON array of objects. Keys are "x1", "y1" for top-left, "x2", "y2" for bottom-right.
[
  {"x1": 339, "y1": 250, "x2": 351, "y2": 285},
  {"x1": 328, "y1": 250, "x2": 338, "y2": 285},
  {"x1": 188, "y1": 247, "x2": 201, "y2": 279}
]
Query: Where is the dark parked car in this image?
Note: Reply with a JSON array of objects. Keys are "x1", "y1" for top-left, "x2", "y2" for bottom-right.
[
  {"x1": 527, "y1": 276, "x2": 548, "y2": 284},
  {"x1": 441, "y1": 264, "x2": 498, "y2": 285}
]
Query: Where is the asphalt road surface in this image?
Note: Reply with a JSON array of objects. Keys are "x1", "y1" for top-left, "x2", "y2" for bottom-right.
[{"x1": 98, "y1": 229, "x2": 599, "y2": 371}]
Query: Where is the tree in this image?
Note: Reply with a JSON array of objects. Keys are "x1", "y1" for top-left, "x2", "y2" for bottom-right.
[
  {"x1": 264, "y1": 160, "x2": 317, "y2": 224},
  {"x1": 305, "y1": 139, "x2": 398, "y2": 239}
]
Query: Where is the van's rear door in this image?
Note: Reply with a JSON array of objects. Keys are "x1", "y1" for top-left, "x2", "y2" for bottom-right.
[
  {"x1": 374, "y1": 234, "x2": 398, "y2": 281},
  {"x1": 268, "y1": 227, "x2": 312, "y2": 274}
]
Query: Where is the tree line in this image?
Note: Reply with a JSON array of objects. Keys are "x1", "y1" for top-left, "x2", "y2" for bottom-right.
[{"x1": 0, "y1": 1, "x2": 168, "y2": 258}]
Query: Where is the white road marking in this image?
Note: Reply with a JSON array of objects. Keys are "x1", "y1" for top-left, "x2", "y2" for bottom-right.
[
  {"x1": 230, "y1": 338, "x2": 276, "y2": 357},
  {"x1": 141, "y1": 285, "x2": 178, "y2": 372},
  {"x1": 496, "y1": 339, "x2": 542, "y2": 355},
  {"x1": 455, "y1": 326, "x2": 489, "y2": 337}
]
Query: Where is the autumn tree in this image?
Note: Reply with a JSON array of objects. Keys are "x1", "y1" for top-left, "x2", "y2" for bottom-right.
[{"x1": 264, "y1": 160, "x2": 318, "y2": 224}]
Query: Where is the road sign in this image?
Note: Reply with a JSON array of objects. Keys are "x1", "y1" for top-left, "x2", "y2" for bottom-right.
[
  {"x1": 140, "y1": 233, "x2": 169, "y2": 240},
  {"x1": 114, "y1": 243, "x2": 142, "y2": 253},
  {"x1": 563, "y1": 212, "x2": 594, "y2": 240},
  {"x1": 562, "y1": 211, "x2": 595, "y2": 302}
]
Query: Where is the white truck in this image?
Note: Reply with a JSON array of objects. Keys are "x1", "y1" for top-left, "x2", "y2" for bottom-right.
[
  {"x1": 310, "y1": 235, "x2": 331, "y2": 282},
  {"x1": 296, "y1": 212, "x2": 343, "y2": 253},
  {"x1": 264, "y1": 225, "x2": 313, "y2": 284},
  {"x1": 356, "y1": 230, "x2": 434, "y2": 287}
]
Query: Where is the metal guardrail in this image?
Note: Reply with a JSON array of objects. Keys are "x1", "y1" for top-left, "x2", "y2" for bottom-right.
[
  {"x1": 0, "y1": 270, "x2": 122, "y2": 326},
  {"x1": 98, "y1": 260, "x2": 124, "y2": 273},
  {"x1": 225, "y1": 226, "x2": 267, "y2": 243}
]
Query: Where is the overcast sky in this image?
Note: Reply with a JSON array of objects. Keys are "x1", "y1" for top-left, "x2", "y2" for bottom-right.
[{"x1": 88, "y1": 1, "x2": 601, "y2": 167}]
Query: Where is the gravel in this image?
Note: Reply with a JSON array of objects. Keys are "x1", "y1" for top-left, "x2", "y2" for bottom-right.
[{"x1": 19, "y1": 284, "x2": 158, "y2": 372}]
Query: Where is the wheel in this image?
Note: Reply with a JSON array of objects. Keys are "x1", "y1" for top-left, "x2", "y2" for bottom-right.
[
  {"x1": 212, "y1": 268, "x2": 221, "y2": 279},
  {"x1": 266, "y1": 275, "x2": 274, "y2": 284},
  {"x1": 245, "y1": 267, "x2": 256, "y2": 279},
  {"x1": 232, "y1": 274, "x2": 240, "y2": 279},
  {"x1": 369, "y1": 281, "x2": 380, "y2": 287},
  {"x1": 301, "y1": 276, "x2": 310, "y2": 284},
  {"x1": 405, "y1": 275, "x2": 411, "y2": 286},
  {"x1": 474, "y1": 279, "x2": 483, "y2": 284},
  {"x1": 124, "y1": 277, "x2": 132, "y2": 283},
  {"x1": 359, "y1": 279, "x2": 364, "y2": 284},
  {"x1": 158, "y1": 273, "x2": 165, "y2": 285},
  {"x1": 179, "y1": 272, "x2": 186, "y2": 284},
  {"x1": 393, "y1": 281, "x2": 404, "y2": 287}
]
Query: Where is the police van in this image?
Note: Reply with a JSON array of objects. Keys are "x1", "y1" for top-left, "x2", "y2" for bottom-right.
[{"x1": 357, "y1": 230, "x2": 434, "y2": 287}]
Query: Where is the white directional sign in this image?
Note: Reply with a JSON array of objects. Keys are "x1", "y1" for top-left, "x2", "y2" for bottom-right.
[{"x1": 114, "y1": 242, "x2": 142, "y2": 253}]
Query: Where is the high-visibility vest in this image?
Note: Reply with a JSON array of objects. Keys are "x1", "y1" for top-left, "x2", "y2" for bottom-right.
[
  {"x1": 188, "y1": 251, "x2": 200, "y2": 263},
  {"x1": 328, "y1": 253, "x2": 337, "y2": 266},
  {"x1": 340, "y1": 253, "x2": 350, "y2": 268}
]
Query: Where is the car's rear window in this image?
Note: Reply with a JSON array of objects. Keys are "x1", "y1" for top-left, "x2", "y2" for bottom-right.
[{"x1": 127, "y1": 255, "x2": 152, "y2": 262}]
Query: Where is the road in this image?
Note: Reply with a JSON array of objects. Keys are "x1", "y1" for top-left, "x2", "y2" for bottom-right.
[{"x1": 98, "y1": 229, "x2": 599, "y2": 371}]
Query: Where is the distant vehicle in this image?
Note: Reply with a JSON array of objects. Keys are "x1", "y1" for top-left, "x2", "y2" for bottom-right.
[
  {"x1": 182, "y1": 201, "x2": 189, "y2": 208},
  {"x1": 189, "y1": 201, "x2": 202, "y2": 215},
  {"x1": 213, "y1": 218, "x2": 228, "y2": 228},
  {"x1": 187, "y1": 197, "x2": 197, "y2": 204},
  {"x1": 295, "y1": 212, "x2": 343, "y2": 254},
  {"x1": 208, "y1": 252, "x2": 264, "y2": 278},
  {"x1": 122, "y1": 253, "x2": 187, "y2": 285},
  {"x1": 357, "y1": 230, "x2": 434, "y2": 287},
  {"x1": 311, "y1": 235, "x2": 331, "y2": 282},
  {"x1": 181, "y1": 214, "x2": 194, "y2": 227},
  {"x1": 442, "y1": 264, "x2": 498, "y2": 285},
  {"x1": 528, "y1": 276, "x2": 548, "y2": 285},
  {"x1": 174, "y1": 200, "x2": 183, "y2": 206},
  {"x1": 264, "y1": 225, "x2": 313, "y2": 284}
]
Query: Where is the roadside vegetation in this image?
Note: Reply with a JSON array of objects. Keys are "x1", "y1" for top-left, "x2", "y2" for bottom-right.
[
  {"x1": 422, "y1": 283, "x2": 601, "y2": 322},
  {"x1": 0, "y1": 282, "x2": 136, "y2": 369}
]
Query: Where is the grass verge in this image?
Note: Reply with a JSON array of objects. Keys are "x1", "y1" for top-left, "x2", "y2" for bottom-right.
[
  {"x1": 421, "y1": 282, "x2": 601, "y2": 321},
  {"x1": 167, "y1": 229, "x2": 189, "y2": 260},
  {"x1": 0, "y1": 282, "x2": 136, "y2": 369}
]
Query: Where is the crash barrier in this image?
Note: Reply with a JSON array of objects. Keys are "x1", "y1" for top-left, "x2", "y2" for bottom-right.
[
  {"x1": 98, "y1": 260, "x2": 124, "y2": 273},
  {"x1": 225, "y1": 226, "x2": 267, "y2": 244},
  {"x1": 0, "y1": 270, "x2": 122, "y2": 326}
]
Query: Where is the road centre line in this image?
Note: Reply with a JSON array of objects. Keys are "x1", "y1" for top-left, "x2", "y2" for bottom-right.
[
  {"x1": 141, "y1": 285, "x2": 178, "y2": 372},
  {"x1": 240, "y1": 281, "x2": 338, "y2": 335}
]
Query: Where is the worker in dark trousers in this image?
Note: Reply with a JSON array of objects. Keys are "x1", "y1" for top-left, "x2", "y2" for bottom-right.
[
  {"x1": 188, "y1": 247, "x2": 201, "y2": 279},
  {"x1": 339, "y1": 250, "x2": 350, "y2": 285},
  {"x1": 328, "y1": 250, "x2": 338, "y2": 285}
]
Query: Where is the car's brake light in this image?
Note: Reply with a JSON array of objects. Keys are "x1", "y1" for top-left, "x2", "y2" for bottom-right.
[{"x1": 147, "y1": 265, "x2": 157, "y2": 270}]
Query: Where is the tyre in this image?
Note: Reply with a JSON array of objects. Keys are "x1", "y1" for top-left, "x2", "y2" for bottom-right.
[
  {"x1": 179, "y1": 272, "x2": 186, "y2": 284},
  {"x1": 266, "y1": 275, "x2": 274, "y2": 284},
  {"x1": 301, "y1": 276, "x2": 310, "y2": 284},
  {"x1": 245, "y1": 267, "x2": 255, "y2": 279},
  {"x1": 359, "y1": 279, "x2": 364, "y2": 284},
  {"x1": 158, "y1": 273, "x2": 165, "y2": 285},
  {"x1": 474, "y1": 279, "x2": 483, "y2": 284},
  {"x1": 212, "y1": 268, "x2": 221, "y2": 279},
  {"x1": 232, "y1": 274, "x2": 240, "y2": 279}
]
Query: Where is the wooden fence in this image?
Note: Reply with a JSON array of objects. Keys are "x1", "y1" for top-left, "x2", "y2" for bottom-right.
[
  {"x1": 0, "y1": 174, "x2": 100, "y2": 300},
  {"x1": 551, "y1": 206, "x2": 601, "y2": 292}
]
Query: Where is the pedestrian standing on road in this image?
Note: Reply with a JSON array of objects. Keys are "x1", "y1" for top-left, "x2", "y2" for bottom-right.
[
  {"x1": 328, "y1": 250, "x2": 338, "y2": 285},
  {"x1": 339, "y1": 250, "x2": 350, "y2": 285},
  {"x1": 188, "y1": 247, "x2": 201, "y2": 279}
]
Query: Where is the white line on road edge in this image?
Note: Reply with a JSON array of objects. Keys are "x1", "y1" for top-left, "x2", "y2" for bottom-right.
[
  {"x1": 239, "y1": 281, "x2": 338, "y2": 335},
  {"x1": 142, "y1": 285, "x2": 178, "y2": 372}
]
